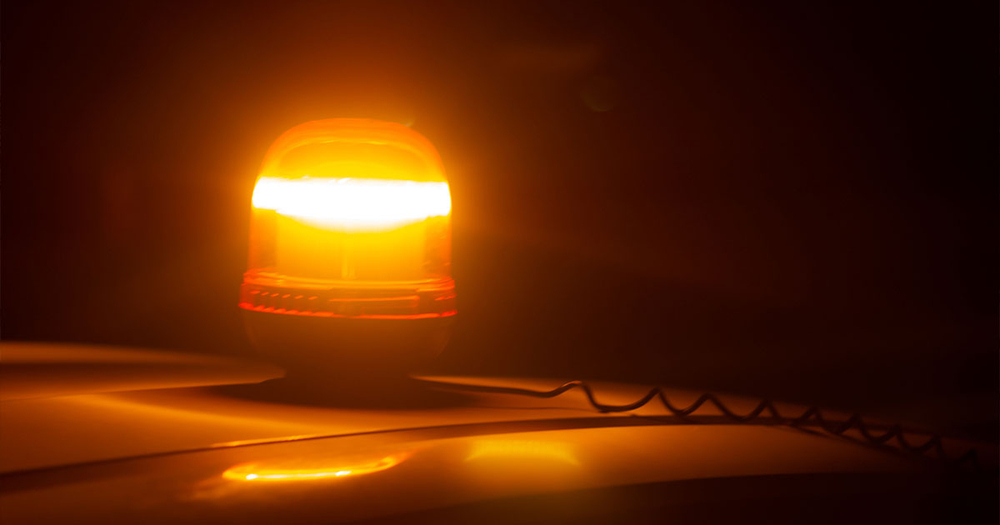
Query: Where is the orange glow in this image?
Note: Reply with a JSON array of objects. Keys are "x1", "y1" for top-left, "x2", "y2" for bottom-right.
[
  {"x1": 252, "y1": 177, "x2": 451, "y2": 232},
  {"x1": 465, "y1": 440, "x2": 579, "y2": 466},
  {"x1": 209, "y1": 434, "x2": 322, "y2": 449},
  {"x1": 223, "y1": 454, "x2": 407, "y2": 482},
  {"x1": 240, "y1": 119, "x2": 455, "y2": 319}
]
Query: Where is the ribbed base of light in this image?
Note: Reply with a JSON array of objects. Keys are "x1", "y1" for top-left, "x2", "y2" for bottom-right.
[{"x1": 239, "y1": 276, "x2": 456, "y2": 319}]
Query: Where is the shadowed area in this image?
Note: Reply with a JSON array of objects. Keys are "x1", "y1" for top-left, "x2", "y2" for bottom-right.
[{"x1": 210, "y1": 376, "x2": 477, "y2": 410}]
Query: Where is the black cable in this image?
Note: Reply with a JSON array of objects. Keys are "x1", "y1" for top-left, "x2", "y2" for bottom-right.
[{"x1": 424, "y1": 379, "x2": 984, "y2": 471}]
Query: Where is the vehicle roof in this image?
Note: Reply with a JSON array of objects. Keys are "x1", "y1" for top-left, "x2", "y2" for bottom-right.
[{"x1": 0, "y1": 342, "x2": 989, "y2": 523}]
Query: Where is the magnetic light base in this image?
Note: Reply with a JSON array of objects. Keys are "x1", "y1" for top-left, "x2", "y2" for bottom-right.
[{"x1": 243, "y1": 310, "x2": 454, "y2": 385}]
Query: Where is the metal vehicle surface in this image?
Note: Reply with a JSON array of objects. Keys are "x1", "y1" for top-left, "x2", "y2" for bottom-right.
[{"x1": 1, "y1": 342, "x2": 994, "y2": 523}]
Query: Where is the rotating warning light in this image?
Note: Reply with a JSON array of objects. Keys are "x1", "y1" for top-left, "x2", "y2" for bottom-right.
[{"x1": 240, "y1": 119, "x2": 456, "y2": 378}]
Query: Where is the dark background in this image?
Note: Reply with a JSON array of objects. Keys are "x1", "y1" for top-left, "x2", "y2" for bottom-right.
[{"x1": 3, "y1": 1, "x2": 997, "y2": 436}]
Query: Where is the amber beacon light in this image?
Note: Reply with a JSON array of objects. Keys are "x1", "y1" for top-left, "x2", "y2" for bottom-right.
[{"x1": 241, "y1": 119, "x2": 455, "y2": 378}]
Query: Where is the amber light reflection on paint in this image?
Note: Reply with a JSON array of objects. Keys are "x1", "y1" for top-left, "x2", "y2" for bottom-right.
[
  {"x1": 252, "y1": 177, "x2": 451, "y2": 232},
  {"x1": 223, "y1": 454, "x2": 408, "y2": 482},
  {"x1": 465, "y1": 440, "x2": 579, "y2": 466}
]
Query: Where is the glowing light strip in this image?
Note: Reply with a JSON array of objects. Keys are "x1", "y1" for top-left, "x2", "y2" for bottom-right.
[
  {"x1": 252, "y1": 176, "x2": 451, "y2": 231},
  {"x1": 224, "y1": 455, "x2": 405, "y2": 482}
]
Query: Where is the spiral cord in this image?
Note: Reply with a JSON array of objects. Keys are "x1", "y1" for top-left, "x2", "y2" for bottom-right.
[{"x1": 426, "y1": 379, "x2": 987, "y2": 471}]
